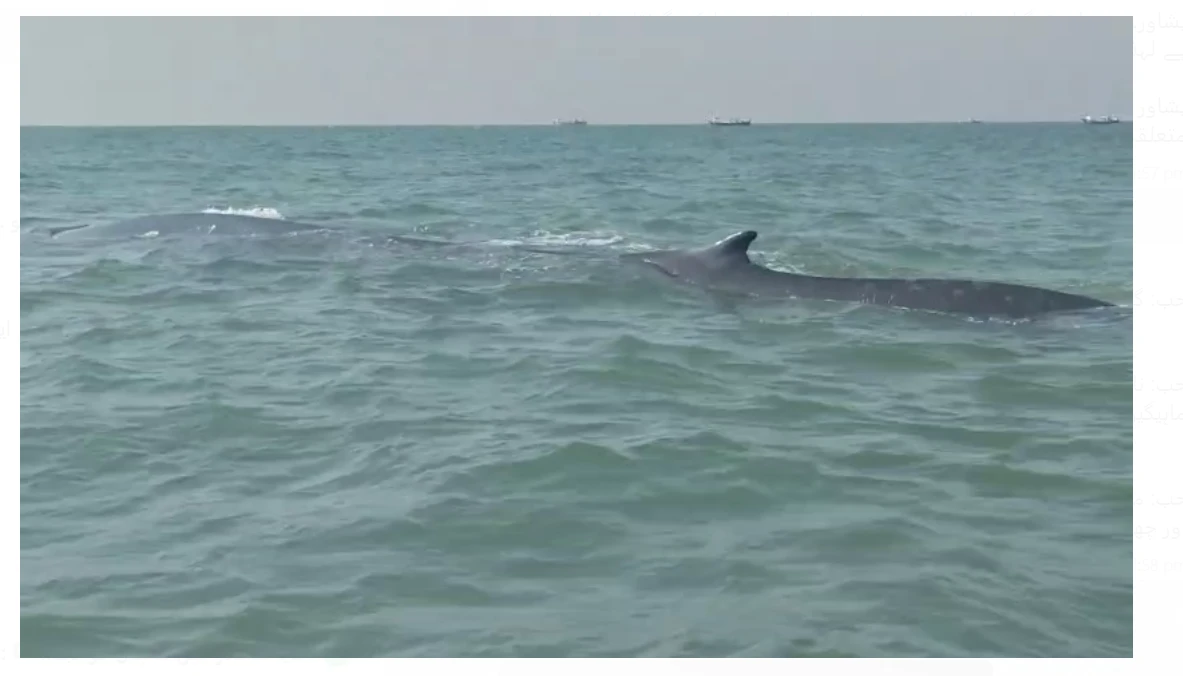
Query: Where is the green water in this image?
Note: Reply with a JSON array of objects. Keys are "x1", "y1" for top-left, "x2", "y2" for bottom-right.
[{"x1": 20, "y1": 124, "x2": 1132, "y2": 657}]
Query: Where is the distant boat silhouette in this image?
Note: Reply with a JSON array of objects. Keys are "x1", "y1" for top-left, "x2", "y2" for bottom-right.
[
  {"x1": 708, "y1": 116, "x2": 752, "y2": 126},
  {"x1": 553, "y1": 118, "x2": 588, "y2": 126},
  {"x1": 1081, "y1": 115, "x2": 1120, "y2": 124}
]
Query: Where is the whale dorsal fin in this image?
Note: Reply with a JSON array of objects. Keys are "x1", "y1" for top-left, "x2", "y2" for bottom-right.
[{"x1": 705, "y1": 230, "x2": 757, "y2": 263}]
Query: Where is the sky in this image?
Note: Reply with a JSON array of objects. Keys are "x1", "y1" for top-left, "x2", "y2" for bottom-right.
[{"x1": 20, "y1": 16, "x2": 1132, "y2": 125}]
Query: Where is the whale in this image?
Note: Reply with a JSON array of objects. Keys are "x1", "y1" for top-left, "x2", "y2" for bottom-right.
[
  {"x1": 620, "y1": 230, "x2": 1115, "y2": 319},
  {"x1": 46, "y1": 212, "x2": 335, "y2": 239},
  {"x1": 43, "y1": 211, "x2": 597, "y2": 255},
  {"x1": 43, "y1": 215, "x2": 1117, "y2": 319},
  {"x1": 43, "y1": 212, "x2": 491, "y2": 252}
]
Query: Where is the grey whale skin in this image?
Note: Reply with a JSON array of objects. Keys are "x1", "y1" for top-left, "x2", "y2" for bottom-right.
[
  {"x1": 47, "y1": 212, "x2": 498, "y2": 249},
  {"x1": 47, "y1": 215, "x2": 1113, "y2": 319},
  {"x1": 622, "y1": 230, "x2": 1114, "y2": 319},
  {"x1": 46, "y1": 212, "x2": 333, "y2": 239}
]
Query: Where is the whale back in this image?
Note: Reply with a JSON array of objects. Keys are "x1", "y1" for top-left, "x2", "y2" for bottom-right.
[{"x1": 626, "y1": 229, "x2": 1113, "y2": 317}]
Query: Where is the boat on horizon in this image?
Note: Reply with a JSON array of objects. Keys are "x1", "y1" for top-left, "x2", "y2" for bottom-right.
[
  {"x1": 1081, "y1": 115, "x2": 1120, "y2": 124},
  {"x1": 553, "y1": 118, "x2": 588, "y2": 126},
  {"x1": 708, "y1": 116, "x2": 752, "y2": 126}
]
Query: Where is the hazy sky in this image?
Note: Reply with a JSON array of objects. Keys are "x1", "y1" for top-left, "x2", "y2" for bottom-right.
[{"x1": 21, "y1": 16, "x2": 1132, "y2": 125}]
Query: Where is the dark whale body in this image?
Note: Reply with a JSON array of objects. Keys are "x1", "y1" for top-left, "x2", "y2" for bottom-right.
[
  {"x1": 46, "y1": 215, "x2": 1115, "y2": 319},
  {"x1": 621, "y1": 230, "x2": 1114, "y2": 319},
  {"x1": 46, "y1": 212, "x2": 334, "y2": 239},
  {"x1": 44, "y1": 212, "x2": 599, "y2": 254}
]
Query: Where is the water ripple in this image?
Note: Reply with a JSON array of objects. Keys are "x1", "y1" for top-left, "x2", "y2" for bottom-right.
[{"x1": 21, "y1": 124, "x2": 1131, "y2": 657}]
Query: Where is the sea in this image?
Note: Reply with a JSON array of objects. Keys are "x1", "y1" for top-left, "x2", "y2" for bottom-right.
[{"x1": 19, "y1": 123, "x2": 1133, "y2": 658}]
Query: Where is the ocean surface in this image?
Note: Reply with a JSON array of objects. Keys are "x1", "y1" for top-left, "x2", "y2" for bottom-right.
[{"x1": 20, "y1": 123, "x2": 1132, "y2": 658}]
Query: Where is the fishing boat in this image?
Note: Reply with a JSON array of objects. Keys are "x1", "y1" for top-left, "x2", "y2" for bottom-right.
[
  {"x1": 1081, "y1": 115, "x2": 1120, "y2": 124},
  {"x1": 553, "y1": 118, "x2": 588, "y2": 126},
  {"x1": 708, "y1": 116, "x2": 752, "y2": 126}
]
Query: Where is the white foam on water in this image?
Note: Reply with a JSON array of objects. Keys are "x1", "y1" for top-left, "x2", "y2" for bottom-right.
[
  {"x1": 484, "y1": 230, "x2": 666, "y2": 255},
  {"x1": 200, "y1": 206, "x2": 286, "y2": 219},
  {"x1": 486, "y1": 230, "x2": 625, "y2": 248}
]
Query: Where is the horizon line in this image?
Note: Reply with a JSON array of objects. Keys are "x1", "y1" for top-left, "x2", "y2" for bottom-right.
[{"x1": 21, "y1": 119, "x2": 1121, "y2": 128}]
